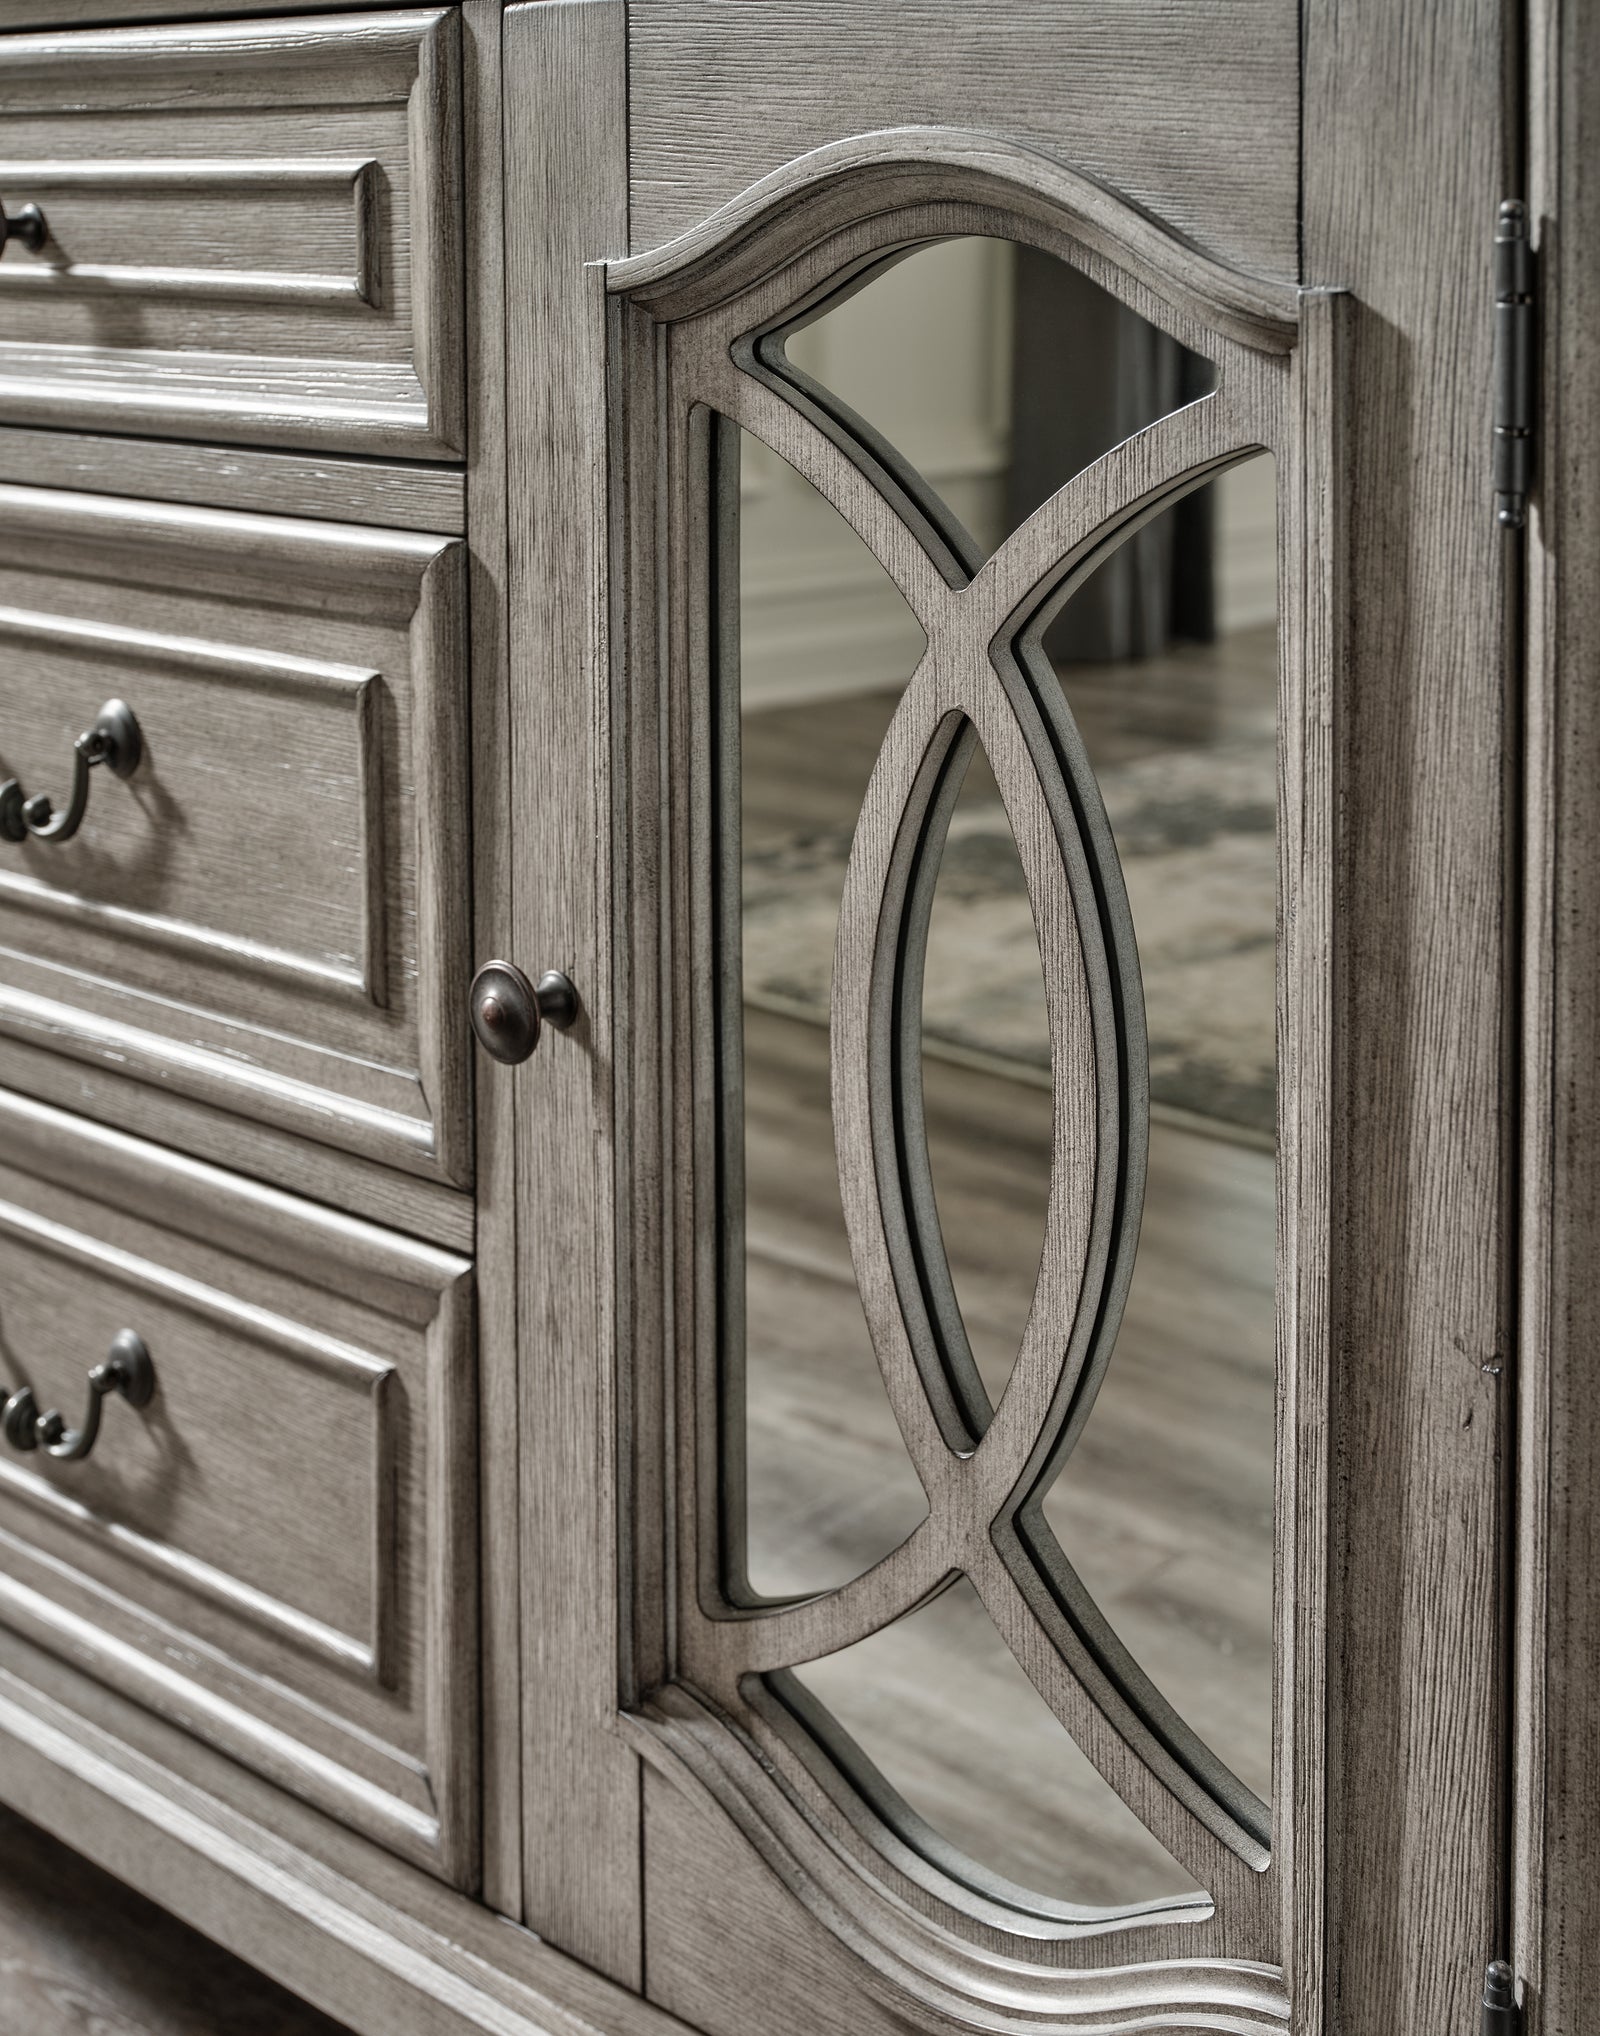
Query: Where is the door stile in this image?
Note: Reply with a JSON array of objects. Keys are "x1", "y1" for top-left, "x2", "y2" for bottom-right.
[
  {"x1": 1305, "y1": 0, "x2": 1515, "y2": 2025},
  {"x1": 1280, "y1": 284, "x2": 1347, "y2": 2036},
  {"x1": 501, "y1": 0, "x2": 639, "y2": 1986}
]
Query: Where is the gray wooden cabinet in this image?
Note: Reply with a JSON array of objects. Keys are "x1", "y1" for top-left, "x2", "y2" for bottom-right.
[{"x1": 0, "y1": 2, "x2": 1589, "y2": 2033}]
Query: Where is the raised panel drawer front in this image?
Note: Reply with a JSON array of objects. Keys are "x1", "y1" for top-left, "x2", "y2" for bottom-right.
[
  {"x1": 0, "y1": 8, "x2": 463, "y2": 458},
  {"x1": 0, "y1": 1089, "x2": 477, "y2": 1883},
  {"x1": 0, "y1": 483, "x2": 470, "y2": 1184}
]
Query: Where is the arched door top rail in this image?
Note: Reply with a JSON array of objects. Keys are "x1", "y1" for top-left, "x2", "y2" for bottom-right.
[{"x1": 606, "y1": 126, "x2": 1303, "y2": 354}]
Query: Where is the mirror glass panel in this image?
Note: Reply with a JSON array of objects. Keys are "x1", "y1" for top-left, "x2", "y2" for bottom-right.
[
  {"x1": 720, "y1": 236, "x2": 1276, "y2": 1905},
  {"x1": 775, "y1": 235, "x2": 1217, "y2": 561},
  {"x1": 782, "y1": 1577, "x2": 1200, "y2": 1909}
]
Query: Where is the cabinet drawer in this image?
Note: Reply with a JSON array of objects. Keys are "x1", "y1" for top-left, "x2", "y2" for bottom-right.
[
  {"x1": 0, "y1": 1089, "x2": 476, "y2": 1883},
  {"x1": 0, "y1": 483, "x2": 470, "y2": 1184},
  {"x1": 0, "y1": 9, "x2": 462, "y2": 459}
]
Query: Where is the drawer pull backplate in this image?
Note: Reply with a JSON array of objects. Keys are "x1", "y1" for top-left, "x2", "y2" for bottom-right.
[
  {"x1": 2, "y1": 1329, "x2": 156, "y2": 1463},
  {"x1": 0, "y1": 697, "x2": 142, "y2": 845}
]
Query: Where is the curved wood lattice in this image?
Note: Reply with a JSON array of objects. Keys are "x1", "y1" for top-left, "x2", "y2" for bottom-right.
[{"x1": 612, "y1": 151, "x2": 1329, "y2": 2032}]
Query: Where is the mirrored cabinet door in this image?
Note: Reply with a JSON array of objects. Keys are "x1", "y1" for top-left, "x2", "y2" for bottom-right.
[{"x1": 604, "y1": 171, "x2": 1333, "y2": 2036}]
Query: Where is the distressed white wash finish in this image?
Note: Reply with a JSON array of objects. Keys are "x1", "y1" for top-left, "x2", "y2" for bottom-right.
[
  {"x1": 0, "y1": 9, "x2": 463, "y2": 457},
  {"x1": 0, "y1": 484, "x2": 471, "y2": 1187},
  {"x1": 601, "y1": 137, "x2": 1337, "y2": 2036},
  {"x1": 0, "y1": 1089, "x2": 477, "y2": 1885}
]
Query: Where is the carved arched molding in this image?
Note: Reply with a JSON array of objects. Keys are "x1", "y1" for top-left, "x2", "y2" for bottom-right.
[{"x1": 607, "y1": 134, "x2": 1338, "y2": 2034}]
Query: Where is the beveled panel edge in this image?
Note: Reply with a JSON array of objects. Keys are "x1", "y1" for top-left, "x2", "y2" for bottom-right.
[
  {"x1": 0, "y1": 1461, "x2": 380, "y2": 1677},
  {"x1": 0, "y1": 156, "x2": 380, "y2": 308},
  {"x1": 0, "y1": 1086, "x2": 481, "y2": 1884},
  {"x1": 0, "y1": 1193, "x2": 394, "y2": 1680},
  {"x1": 0, "y1": 5, "x2": 452, "y2": 100},
  {"x1": 0, "y1": 0, "x2": 395, "y2": 21},
  {"x1": 0, "y1": 483, "x2": 473, "y2": 1188},
  {"x1": 608, "y1": 127, "x2": 1303, "y2": 354},
  {"x1": 624, "y1": 1697, "x2": 1291, "y2": 2035},
  {"x1": 0, "y1": 7, "x2": 465, "y2": 461},
  {"x1": 0, "y1": 1038, "x2": 474, "y2": 1253},
  {"x1": 0, "y1": 608, "x2": 388, "y2": 1008},
  {"x1": 0, "y1": 1557, "x2": 445, "y2": 1864},
  {"x1": 0, "y1": 1082, "x2": 471, "y2": 1306},
  {"x1": 0, "y1": 429, "x2": 466, "y2": 536},
  {"x1": 0, "y1": 1658, "x2": 697, "y2": 2036}
]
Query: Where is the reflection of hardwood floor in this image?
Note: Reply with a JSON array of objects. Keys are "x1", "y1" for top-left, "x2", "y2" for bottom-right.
[
  {"x1": 737, "y1": 625, "x2": 1278, "y2": 1907},
  {"x1": 741, "y1": 1007, "x2": 1275, "y2": 1909}
]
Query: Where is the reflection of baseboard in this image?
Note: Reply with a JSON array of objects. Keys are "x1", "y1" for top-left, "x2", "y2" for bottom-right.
[
  {"x1": 741, "y1": 990, "x2": 1277, "y2": 1154},
  {"x1": 741, "y1": 573, "x2": 925, "y2": 707}
]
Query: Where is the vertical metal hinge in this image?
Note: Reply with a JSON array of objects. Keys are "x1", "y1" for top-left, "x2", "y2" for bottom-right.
[
  {"x1": 1481, "y1": 1958, "x2": 1520, "y2": 2034},
  {"x1": 1494, "y1": 200, "x2": 1536, "y2": 529}
]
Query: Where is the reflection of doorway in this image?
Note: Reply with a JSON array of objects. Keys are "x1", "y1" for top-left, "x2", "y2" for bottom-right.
[{"x1": 738, "y1": 236, "x2": 1279, "y2": 1143}]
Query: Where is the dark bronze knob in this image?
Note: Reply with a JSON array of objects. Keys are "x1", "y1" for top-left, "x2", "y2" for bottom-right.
[
  {"x1": 2, "y1": 1329, "x2": 155, "y2": 1464},
  {"x1": 469, "y1": 960, "x2": 579, "y2": 1064},
  {"x1": 0, "y1": 698, "x2": 142, "y2": 845},
  {"x1": 0, "y1": 198, "x2": 47, "y2": 257}
]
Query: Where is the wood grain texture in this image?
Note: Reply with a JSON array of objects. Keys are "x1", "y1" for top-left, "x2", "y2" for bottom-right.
[
  {"x1": 1515, "y1": 2, "x2": 1600, "y2": 2029},
  {"x1": 0, "y1": 1798, "x2": 351, "y2": 2036},
  {"x1": 612, "y1": 130, "x2": 1300, "y2": 357},
  {"x1": 1303, "y1": 1, "x2": 1512, "y2": 2029},
  {"x1": 610, "y1": 147, "x2": 1330, "y2": 2031},
  {"x1": 0, "y1": 483, "x2": 472, "y2": 1187},
  {"x1": 0, "y1": 1660, "x2": 698, "y2": 2036},
  {"x1": 458, "y1": 0, "x2": 521, "y2": 1925},
  {"x1": 0, "y1": 1029, "x2": 473, "y2": 1253},
  {"x1": 0, "y1": 1086, "x2": 478, "y2": 1886},
  {"x1": 626, "y1": 0, "x2": 1299, "y2": 283},
  {"x1": 501, "y1": 0, "x2": 639, "y2": 1984},
  {"x1": 0, "y1": 8, "x2": 463, "y2": 460},
  {"x1": 0, "y1": 0, "x2": 389, "y2": 22},
  {"x1": 0, "y1": 428, "x2": 465, "y2": 534}
]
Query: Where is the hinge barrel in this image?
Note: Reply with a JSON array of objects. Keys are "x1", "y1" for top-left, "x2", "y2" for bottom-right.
[
  {"x1": 1481, "y1": 1958, "x2": 1519, "y2": 2036},
  {"x1": 1494, "y1": 199, "x2": 1535, "y2": 529}
]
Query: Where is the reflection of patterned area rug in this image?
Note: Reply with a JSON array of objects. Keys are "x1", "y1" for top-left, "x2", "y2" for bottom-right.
[{"x1": 742, "y1": 740, "x2": 1275, "y2": 1140}]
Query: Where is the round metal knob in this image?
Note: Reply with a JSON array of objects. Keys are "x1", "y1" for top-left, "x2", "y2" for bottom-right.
[
  {"x1": 469, "y1": 960, "x2": 579, "y2": 1064},
  {"x1": 0, "y1": 199, "x2": 47, "y2": 257}
]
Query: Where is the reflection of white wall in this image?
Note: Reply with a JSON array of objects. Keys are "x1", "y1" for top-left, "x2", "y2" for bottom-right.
[
  {"x1": 1216, "y1": 457, "x2": 1277, "y2": 636},
  {"x1": 738, "y1": 240, "x2": 1276, "y2": 709}
]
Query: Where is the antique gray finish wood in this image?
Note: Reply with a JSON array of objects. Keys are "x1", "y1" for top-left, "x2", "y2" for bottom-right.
[
  {"x1": 0, "y1": 9, "x2": 464, "y2": 457},
  {"x1": 0, "y1": 1089, "x2": 478, "y2": 1884},
  {"x1": 625, "y1": 0, "x2": 1299, "y2": 281},
  {"x1": 0, "y1": 0, "x2": 1551, "y2": 2031},
  {"x1": 1303, "y1": 2, "x2": 1514, "y2": 2030},
  {"x1": 0, "y1": 484, "x2": 471, "y2": 1186},
  {"x1": 1516, "y1": 4, "x2": 1600, "y2": 2032},
  {"x1": 595, "y1": 121, "x2": 1337, "y2": 2027}
]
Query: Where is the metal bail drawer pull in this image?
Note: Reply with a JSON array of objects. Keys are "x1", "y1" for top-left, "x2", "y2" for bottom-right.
[
  {"x1": 0, "y1": 698, "x2": 143, "y2": 845},
  {"x1": 2, "y1": 1330, "x2": 156, "y2": 1463},
  {"x1": 0, "y1": 198, "x2": 47, "y2": 257}
]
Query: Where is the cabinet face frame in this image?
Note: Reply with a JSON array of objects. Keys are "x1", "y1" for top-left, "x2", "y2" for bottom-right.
[{"x1": 601, "y1": 141, "x2": 1337, "y2": 2031}]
